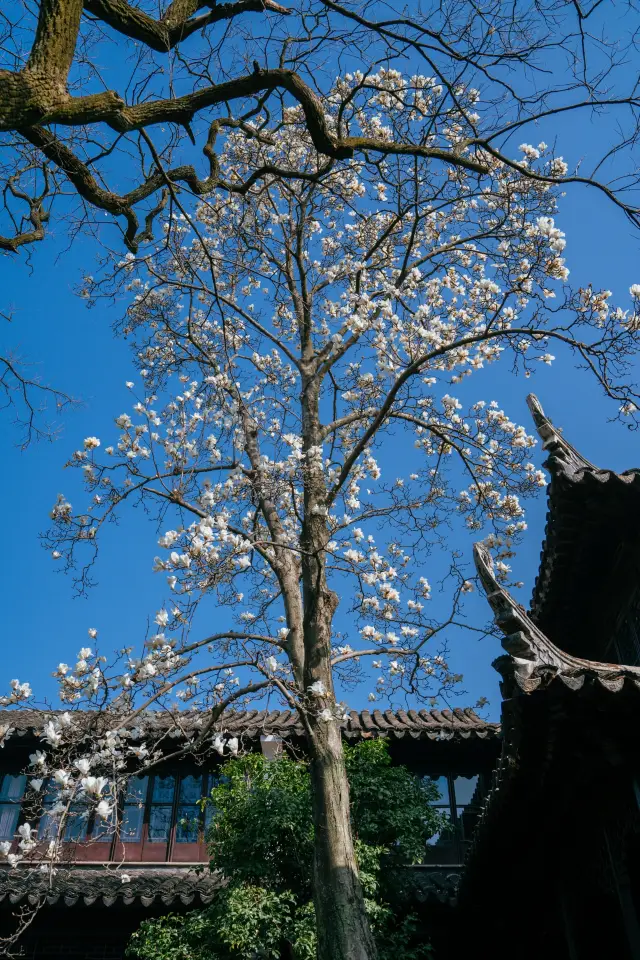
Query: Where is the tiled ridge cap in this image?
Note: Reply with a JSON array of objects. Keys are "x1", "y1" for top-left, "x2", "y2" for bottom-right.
[
  {"x1": 0, "y1": 864, "x2": 220, "y2": 908},
  {"x1": 0, "y1": 707, "x2": 499, "y2": 741}
]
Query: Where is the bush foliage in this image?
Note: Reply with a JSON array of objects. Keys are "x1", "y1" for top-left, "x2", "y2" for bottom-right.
[{"x1": 128, "y1": 740, "x2": 442, "y2": 959}]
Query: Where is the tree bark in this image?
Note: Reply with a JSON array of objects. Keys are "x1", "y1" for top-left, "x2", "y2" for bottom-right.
[{"x1": 308, "y1": 716, "x2": 378, "y2": 960}]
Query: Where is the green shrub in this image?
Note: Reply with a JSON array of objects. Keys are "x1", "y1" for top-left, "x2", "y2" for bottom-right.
[{"x1": 128, "y1": 740, "x2": 442, "y2": 960}]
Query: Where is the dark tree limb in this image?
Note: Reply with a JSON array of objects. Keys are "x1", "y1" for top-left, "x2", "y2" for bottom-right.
[
  {"x1": 0, "y1": 0, "x2": 638, "y2": 253},
  {"x1": 83, "y1": 0, "x2": 290, "y2": 53}
]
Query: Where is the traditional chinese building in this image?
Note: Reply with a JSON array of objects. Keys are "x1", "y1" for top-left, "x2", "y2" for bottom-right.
[
  {"x1": 459, "y1": 395, "x2": 640, "y2": 959},
  {"x1": 2, "y1": 393, "x2": 639, "y2": 959},
  {"x1": 0, "y1": 708, "x2": 499, "y2": 958}
]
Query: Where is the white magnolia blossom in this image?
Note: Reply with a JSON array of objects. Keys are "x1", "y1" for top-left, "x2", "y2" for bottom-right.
[
  {"x1": 0, "y1": 678, "x2": 33, "y2": 706},
  {"x1": 17, "y1": 823, "x2": 35, "y2": 852},
  {"x1": 53, "y1": 769, "x2": 72, "y2": 789},
  {"x1": 95, "y1": 800, "x2": 113, "y2": 820},
  {"x1": 81, "y1": 776, "x2": 109, "y2": 797},
  {"x1": 42, "y1": 722, "x2": 62, "y2": 748}
]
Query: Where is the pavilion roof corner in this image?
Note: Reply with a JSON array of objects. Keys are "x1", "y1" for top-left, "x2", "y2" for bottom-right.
[{"x1": 473, "y1": 542, "x2": 640, "y2": 698}]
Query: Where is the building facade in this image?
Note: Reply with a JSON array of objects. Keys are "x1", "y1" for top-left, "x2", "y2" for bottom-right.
[{"x1": 0, "y1": 708, "x2": 499, "y2": 958}]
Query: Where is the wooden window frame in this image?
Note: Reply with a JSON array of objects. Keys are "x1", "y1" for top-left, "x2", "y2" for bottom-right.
[{"x1": 109, "y1": 770, "x2": 215, "y2": 863}]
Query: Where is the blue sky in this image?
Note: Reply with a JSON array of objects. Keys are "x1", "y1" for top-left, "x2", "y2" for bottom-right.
[{"x1": 3, "y1": 54, "x2": 640, "y2": 721}]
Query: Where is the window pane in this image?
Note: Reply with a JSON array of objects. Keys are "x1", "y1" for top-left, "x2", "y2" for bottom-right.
[
  {"x1": 121, "y1": 804, "x2": 144, "y2": 842},
  {"x1": 0, "y1": 804, "x2": 19, "y2": 840},
  {"x1": 176, "y1": 804, "x2": 200, "y2": 842},
  {"x1": 204, "y1": 800, "x2": 216, "y2": 834},
  {"x1": 0, "y1": 775, "x2": 26, "y2": 802},
  {"x1": 92, "y1": 809, "x2": 114, "y2": 842},
  {"x1": 426, "y1": 809, "x2": 452, "y2": 847},
  {"x1": 424, "y1": 776, "x2": 449, "y2": 806},
  {"x1": 457, "y1": 805, "x2": 481, "y2": 846},
  {"x1": 42, "y1": 780, "x2": 60, "y2": 807},
  {"x1": 64, "y1": 806, "x2": 89, "y2": 841},
  {"x1": 125, "y1": 776, "x2": 149, "y2": 804},
  {"x1": 38, "y1": 812, "x2": 59, "y2": 840},
  {"x1": 152, "y1": 776, "x2": 175, "y2": 804},
  {"x1": 453, "y1": 775, "x2": 479, "y2": 807},
  {"x1": 208, "y1": 773, "x2": 228, "y2": 789},
  {"x1": 148, "y1": 805, "x2": 172, "y2": 841},
  {"x1": 179, "y1": 776, "x2": 203, "y2": 804},
  {"x1": 424, "y1": 810, "x2": 459, "y2": 864}
]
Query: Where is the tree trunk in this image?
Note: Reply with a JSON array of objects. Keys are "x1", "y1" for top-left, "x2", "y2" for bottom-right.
[
  {"x1": 308, "y1": 717, "x2": 378, "y2": 960},
  {"x1": 297, "y1": 364, "x2": 376, "y2": 959}
]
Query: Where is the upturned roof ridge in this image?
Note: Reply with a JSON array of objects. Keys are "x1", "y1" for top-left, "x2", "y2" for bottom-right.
[
  {"x1": 474, "y1": 541, "x2": 640, "y2": 696},
  {"x1": 527, "y1": 392, "x2": 640, "y2": 482},
  {"x1": 526, "y1": 393, "x2": 599, "y2": 476}
]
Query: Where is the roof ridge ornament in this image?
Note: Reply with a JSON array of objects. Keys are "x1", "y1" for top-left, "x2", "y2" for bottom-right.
[{"x1": 526, "y1": 393, "x2": 597, "y2": 474}]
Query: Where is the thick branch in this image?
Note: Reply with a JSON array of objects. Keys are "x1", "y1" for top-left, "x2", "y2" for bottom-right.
[
  {"x1": 84, "y1": 0, "x2": 290, "y2": 53},
  {"x1": 6, "y1": 68, "x2": 491, "y2": 179},
  {"x1": 29, "y1": 0, "x2": 83, "y2": 81}
]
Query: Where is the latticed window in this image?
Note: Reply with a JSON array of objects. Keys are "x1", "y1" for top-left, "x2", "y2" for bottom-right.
[
  {"x1": 32, "y1": 770, "x2": 220, "y2": 853},
  {"x1": 38, "y1": 779, "x2": 60, "y2": 840},
  {"x1": 176, "y1": 775, "x2": 203, "y2": 843},
  {"x1": 148, "y1": 774, "x2": 176, "y2": 842},
  {"x1": 38, "y1": 780, "x2": 92, "y2": 841}
]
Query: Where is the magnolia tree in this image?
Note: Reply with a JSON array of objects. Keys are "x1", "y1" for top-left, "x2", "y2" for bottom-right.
[{"x1": 4, "y1": 72, "x2": 640, "y2": 960}]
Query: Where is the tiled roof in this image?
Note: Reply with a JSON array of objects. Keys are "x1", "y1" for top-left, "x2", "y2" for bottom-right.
[
  {"x1": 0, "y1": 863, "x2": 462, "y2": 909},
  {"x1": 526, "y1": 394, "x2": 640, "y2": 649},
  {"x1": 1, "y1": 707, "x2": 498, "y2": 742},
  {"x1": 0, "y1": 864, "x2": 220, "y2": 908},
  {"x1": 474, "y1": 541, "x2": 640, "y2": 697}
]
